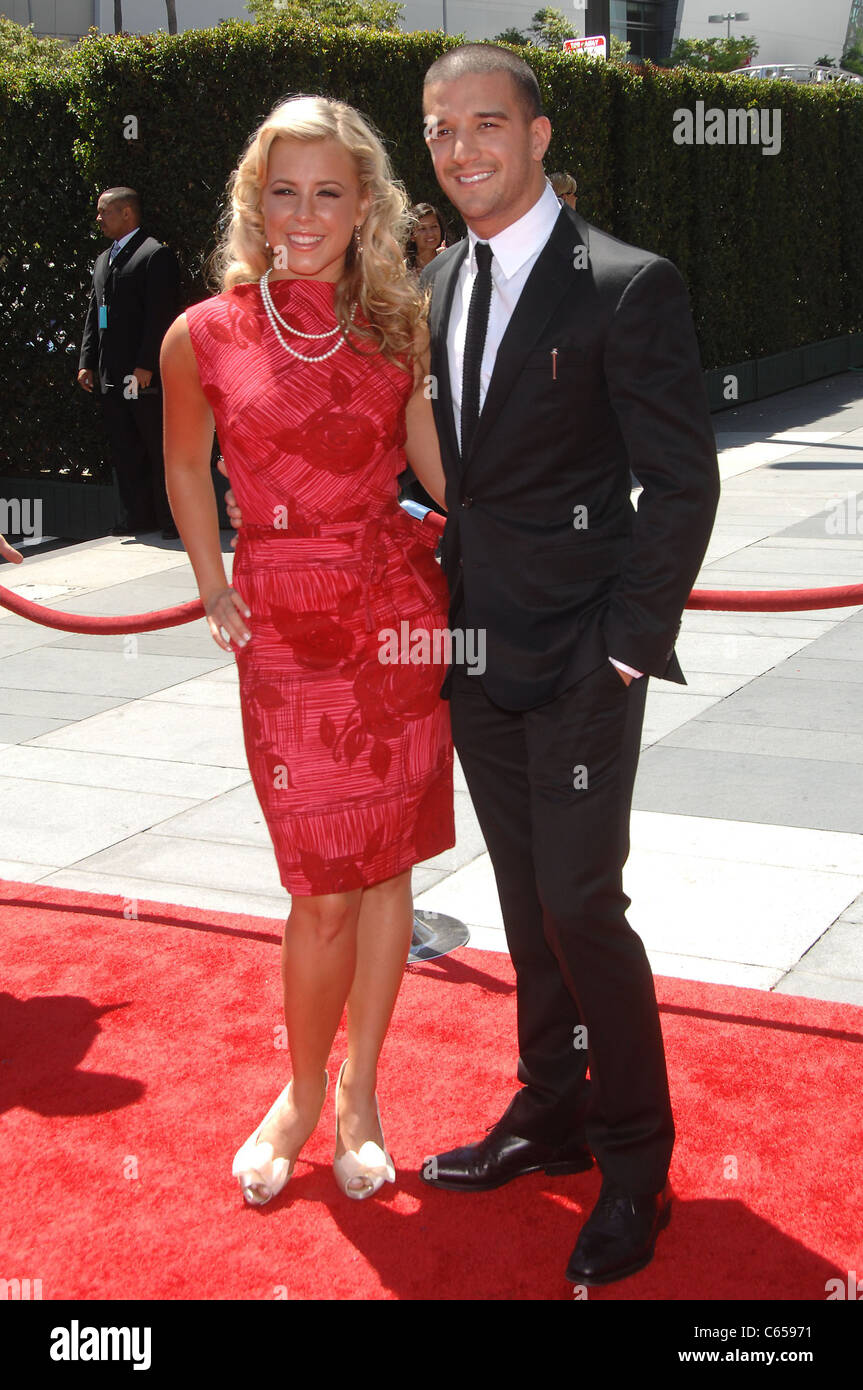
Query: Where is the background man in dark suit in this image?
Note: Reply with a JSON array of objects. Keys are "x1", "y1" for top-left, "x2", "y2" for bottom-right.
[
  {"x1": 416, "y1": 45, "x2": 720, "y2": 1287},
  {"x1": 77, "y1": 187, "x2": 181, "y2": 539}
]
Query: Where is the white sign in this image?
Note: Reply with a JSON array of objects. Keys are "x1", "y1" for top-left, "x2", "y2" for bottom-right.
[{"x1": 564, "y1": 35, "x2": 608, "y2": 60}]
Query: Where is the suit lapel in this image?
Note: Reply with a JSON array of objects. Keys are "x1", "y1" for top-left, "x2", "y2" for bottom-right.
[
  {"x1": 101, "y1": 227, "x2": 146, "y2": 293},
  {"x1": 427, "y1": 239, "x2": 467, "y2": 478},
  {"x1": 462, "y1": 208, "x2": 590, "y2": 472}
]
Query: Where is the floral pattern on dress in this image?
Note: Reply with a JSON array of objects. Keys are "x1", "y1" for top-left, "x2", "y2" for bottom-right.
[{"x1": 185, "y1": 275, "x2": 455, "y2": 896}]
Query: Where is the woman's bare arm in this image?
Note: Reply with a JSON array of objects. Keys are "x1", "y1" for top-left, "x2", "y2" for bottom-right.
[
  {"x1": 403, "y1": 322, "x2": 447, "y2": 510},
  {"x1": 160, "y1": 314, "x2": 251, "y2": 651}
]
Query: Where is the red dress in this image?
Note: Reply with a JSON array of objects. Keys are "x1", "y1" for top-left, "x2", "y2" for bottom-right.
[{"x1": 185, "y1": 277, "x2": 454, "y2": 895}]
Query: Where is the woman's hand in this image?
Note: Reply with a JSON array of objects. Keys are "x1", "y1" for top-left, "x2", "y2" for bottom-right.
[
  {"x1": 0, "y1": 534, "x2": 23, "y2": 564},
  {"x1": 203, "y1": 585, "x2": 252, "y2": 653}
]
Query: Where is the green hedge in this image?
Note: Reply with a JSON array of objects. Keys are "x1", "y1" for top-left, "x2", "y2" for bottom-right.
[{"x1": 2, "y1": 18, "x2": 862, "y2": 483}]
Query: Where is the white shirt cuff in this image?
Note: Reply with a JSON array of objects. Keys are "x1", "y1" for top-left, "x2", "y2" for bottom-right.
[{"x1": 609, "y1": 657, "x2": 644, "y2": 679}]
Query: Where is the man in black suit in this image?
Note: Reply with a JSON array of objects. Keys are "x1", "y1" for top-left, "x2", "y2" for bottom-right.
[
  {"x1": 416, "y1": 45, "x2": 720, "y2": 1286},
  {"x1": 78, "y1": 187, "x2": 181, "y2": 538}
]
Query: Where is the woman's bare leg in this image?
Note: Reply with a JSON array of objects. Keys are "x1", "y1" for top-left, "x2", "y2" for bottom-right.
[
  {"x1": 254, "y1": 888, "x2": 362, "y2": 1177},
  {"x1": 336, "y1": 870, "x2": 414, "y2": 1182}
]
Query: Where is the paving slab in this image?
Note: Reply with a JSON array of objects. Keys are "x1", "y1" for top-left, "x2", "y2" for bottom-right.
[
  {"x1": 0, "y1": 688, "x2": 128, "y2": 721},
  {"x1": 634, "y1": 746, "x2": 863, "y2": 834},
  {"x1": 0, "y1": 775, "x2": 200, "y2": 866},
  {"x1": 0, "y1": 743, "x2": 249, "y2": 798},
  {"x1": 0, "y1": 647, "x2": 225, "y2": 699},
  {"x1": 692, "y1": 670, "x2": 863, "y2": 734},
  {"x1": 29, "y1": 699, "x2": 249, "y2": 766},
  {"x1": 771, "y1": 972, "x2": 863, "y2": 1006},
  {"x1": 660, "y1": 720, "x2": 863, "y2": 767}
]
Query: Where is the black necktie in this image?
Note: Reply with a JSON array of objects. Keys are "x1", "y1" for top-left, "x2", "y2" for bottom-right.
[{"x1": 460, "y1": 241, "x2": 493, "y2": 459}]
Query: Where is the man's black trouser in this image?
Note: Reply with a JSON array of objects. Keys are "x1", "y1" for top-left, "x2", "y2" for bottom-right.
[
  {"x1": 449, "y1": 658, "x2": 674, "y2": 1195},
  {"x1": 98, "y1": 386, "x2": 172, "y2": 531}
]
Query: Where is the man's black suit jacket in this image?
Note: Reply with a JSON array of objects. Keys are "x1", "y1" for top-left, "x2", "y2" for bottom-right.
[
  {"x1": 78, "y1": 228, "x2": 180, "y2": 394},
  {"x1": 419, "y1": 205, "x2": 720, "y2": 711}
]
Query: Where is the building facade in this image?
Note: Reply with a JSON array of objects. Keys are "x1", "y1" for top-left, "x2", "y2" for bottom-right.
[
  {"x1": 674, "y1": 0, "x2": 860, "y2": 67},
  {"x1": 2, "y1": 0, "x2": 861, "y2": 66}
]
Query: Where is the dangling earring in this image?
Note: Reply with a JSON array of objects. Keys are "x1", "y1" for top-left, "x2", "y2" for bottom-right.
[{"x1": 353, "y1": 225, "x2": 363, "y2": 254}]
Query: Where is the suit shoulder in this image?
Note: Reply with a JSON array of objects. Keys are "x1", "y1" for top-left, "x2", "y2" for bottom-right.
[
  {"x1": 581, "y1": 219, "x2": 664, "y2": 272},
  {"x1": 580, "y1": 220, "x2": 686, "y2": 299},
  {"x1": 418, "y1": 238, "x2": 467, "y2": 291},
  {"x1": 143, "y1": 237, "x2": 178, "y2": 261}
]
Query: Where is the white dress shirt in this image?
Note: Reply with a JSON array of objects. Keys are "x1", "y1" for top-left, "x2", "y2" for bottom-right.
[
  {"x1": 446, "y1": 179, "x2": 643, "y2": 680},
  {"x1": 108, "y1": 226, "x2": 140, "y2": 261},
  {"x1": 447, "y1": 177, "x2": 561, "y2": 446}
]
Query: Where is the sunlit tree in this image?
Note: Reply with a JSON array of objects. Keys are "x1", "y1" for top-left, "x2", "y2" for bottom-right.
[{"x1": 670, "y1": 35, "x2": 758, "y2": 71}]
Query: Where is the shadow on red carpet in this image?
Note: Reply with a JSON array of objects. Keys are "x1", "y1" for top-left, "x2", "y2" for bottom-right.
[{"x1": 1, "y1": 879, "x2": 860, "y2": 1300}]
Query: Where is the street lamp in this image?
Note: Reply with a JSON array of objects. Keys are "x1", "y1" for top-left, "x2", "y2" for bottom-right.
[{"x1": 709, "y1": 12, "x2": 750, "y2": 39}]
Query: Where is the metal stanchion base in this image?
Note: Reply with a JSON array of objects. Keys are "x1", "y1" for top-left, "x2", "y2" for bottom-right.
[{"x1": 408, "y1": 910, "x2": 470, "y2": 963}]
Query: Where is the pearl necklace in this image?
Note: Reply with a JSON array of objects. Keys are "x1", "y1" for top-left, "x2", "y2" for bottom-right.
[{"x1": 259, "y1": 270, "x2": 357, "y2": 362}]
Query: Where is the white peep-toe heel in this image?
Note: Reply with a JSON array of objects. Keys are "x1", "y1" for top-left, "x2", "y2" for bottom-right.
[
  {"x1": 233, "y1": 1071, "x2": 328, "y2": 1206},
  {"x1": 333, "y1": 1059, "x2": 395, "y2": 1200}
]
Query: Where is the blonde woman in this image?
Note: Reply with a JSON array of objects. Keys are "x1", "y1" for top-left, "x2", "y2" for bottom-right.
[
  {"x1": 549, "y1": 171, "x2": 577, "y2": 209},
  {"x1": 160, "y1": 95, "x2": 454, "y2": 1205}
]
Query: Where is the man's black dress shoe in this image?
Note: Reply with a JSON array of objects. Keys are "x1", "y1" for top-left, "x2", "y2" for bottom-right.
[
  {"x1": 566, "y1": 1181, "x2": 672, "y2": 1286},
  {"x1": 420, "y1": 1123, "x2": 593, "y2": 1192}
]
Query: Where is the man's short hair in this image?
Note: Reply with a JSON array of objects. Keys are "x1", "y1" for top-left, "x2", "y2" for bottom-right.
[
  {"x1": 102, "y1": 186, "x2": 141, "y2": 221},
  {"x1": 424, "y1": 44, "x2": 544, "y2": 125}
]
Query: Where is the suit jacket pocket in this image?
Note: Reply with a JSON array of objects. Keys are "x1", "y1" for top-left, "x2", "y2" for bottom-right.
[{"x1": 533, "y1": 536, "x2": 624, "y2": 586}]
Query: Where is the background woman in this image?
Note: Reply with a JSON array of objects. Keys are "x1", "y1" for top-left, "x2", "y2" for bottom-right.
[
  {"x1": 159, "y1": 95, "x2": 453, "y2": 1206},
  {"x1": 404, "y1": 201, "x2": 449, "y2": 275},
  {"x1": 549, "y1": 171, "x2": 577, "y2": 209}
]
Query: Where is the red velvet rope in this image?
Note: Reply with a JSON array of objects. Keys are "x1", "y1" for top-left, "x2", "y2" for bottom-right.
[
  {"x1": 687, "y1": 584, "x2": 863, "y2": 612},
  {"x1": 0, "y1": 586, "x2": 204, "y2": 633},
  {"x1": 2, "y1": 582, "x2": 862, "y2": 634},
  {"x1": 1, "y1": 503, "x2": 862, "y2": 640}
]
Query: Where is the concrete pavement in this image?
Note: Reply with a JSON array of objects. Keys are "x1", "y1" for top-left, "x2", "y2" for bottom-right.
[{"x1": 2, "y1": 371, "x2": 863, "y2": 1004}]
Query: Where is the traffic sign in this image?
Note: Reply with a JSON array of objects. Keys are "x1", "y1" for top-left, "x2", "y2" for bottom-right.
[{"x1": 564, "y1": 35, "x2": 608, "y2": 60}]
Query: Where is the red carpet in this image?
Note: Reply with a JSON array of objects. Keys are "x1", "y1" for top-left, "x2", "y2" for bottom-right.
[{"x1": 1, "y1": 877, "x2": 861, "y2": 1301}]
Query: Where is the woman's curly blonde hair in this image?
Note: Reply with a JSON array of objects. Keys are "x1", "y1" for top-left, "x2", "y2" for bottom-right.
[{"x1": 208, "y1": 94, "x2": 429, "y2": 374}]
